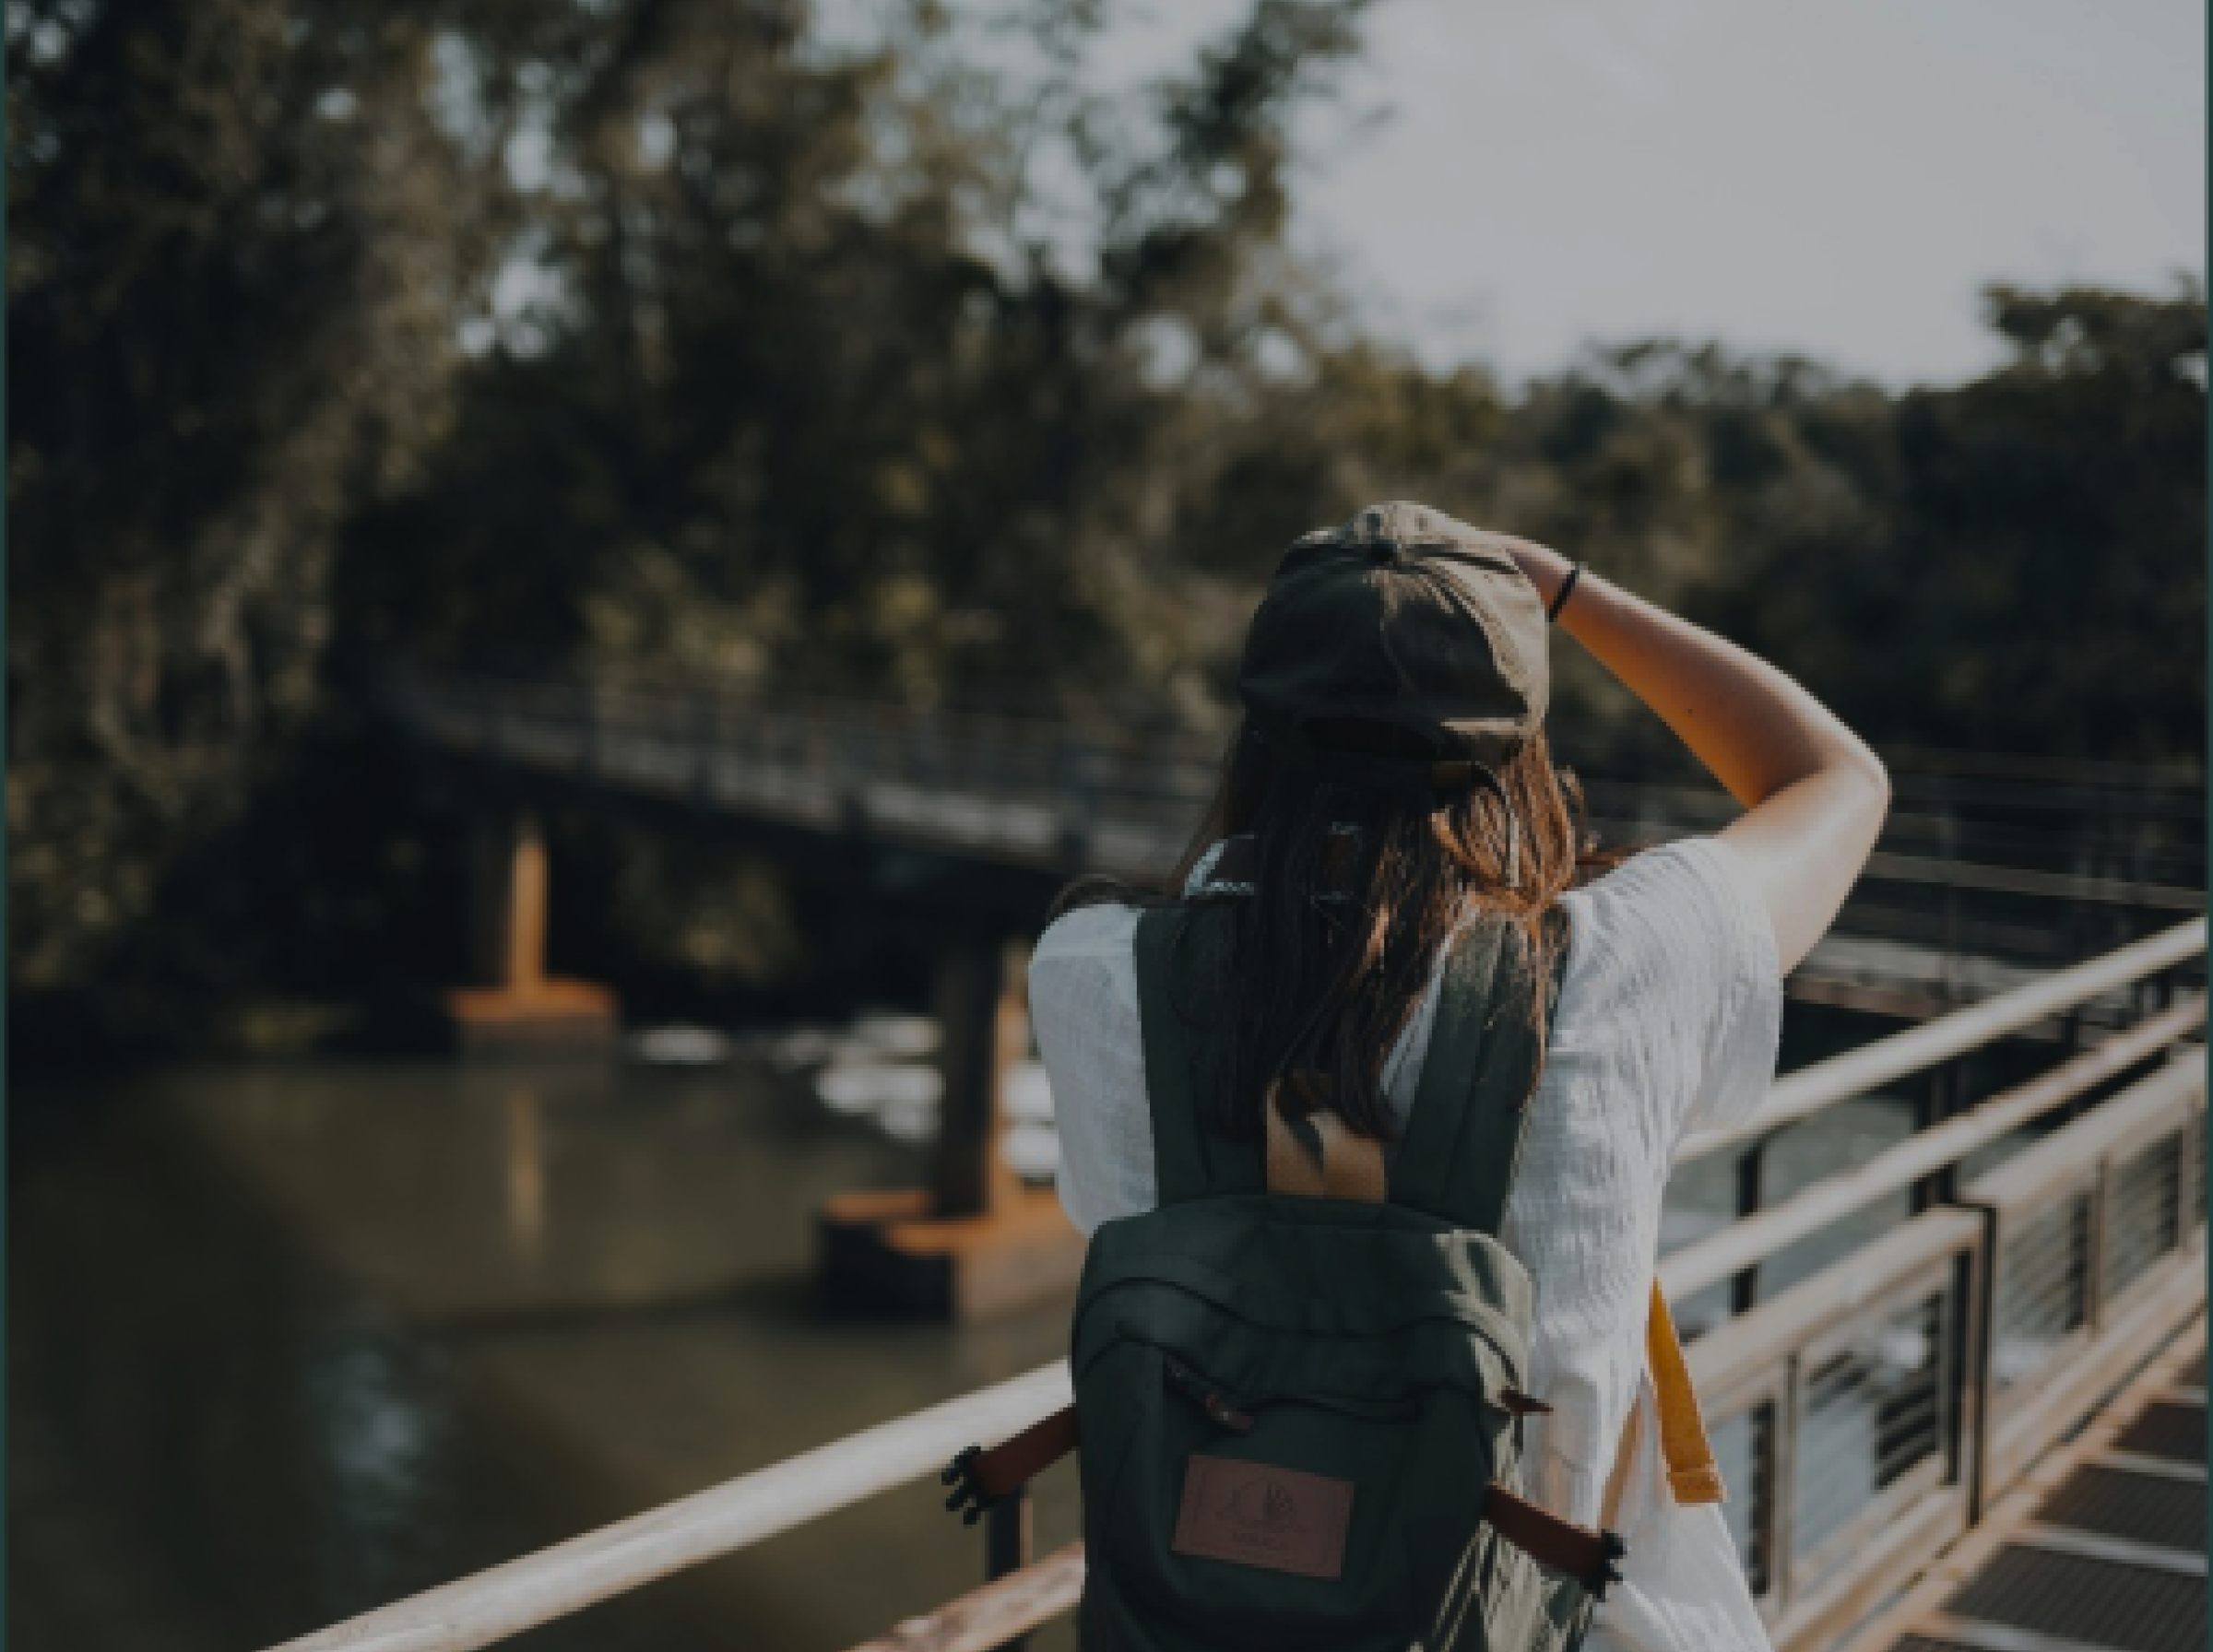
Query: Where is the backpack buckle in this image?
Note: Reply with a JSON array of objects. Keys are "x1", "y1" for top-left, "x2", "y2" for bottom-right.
[
  {"x1": 1592, "y1": 1529, "x2": 1627, "y2": 1601},
  {"x1": 941, "y1": 1444, "x2": 997, "y2": 1526}
]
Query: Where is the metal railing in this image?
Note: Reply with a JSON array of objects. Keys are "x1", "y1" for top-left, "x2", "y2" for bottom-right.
[
  {"x1": 1680, "y1": 1051, "x2": 2205, "y2": 1649},
  {"x1": 1670, "y1": 921, "x2": 2205, "y2": 1316},
  {"x1": 268, "y1": 917, "x2": 2206, "y2": 1652},
  {"x1": 381, "y1": 667, "x2": 2205, "y2": 908}
]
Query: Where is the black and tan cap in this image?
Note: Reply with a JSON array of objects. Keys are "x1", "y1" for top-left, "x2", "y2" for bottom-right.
[{"x1": 1238, "y1": 500, "x2": 1549, "y2": 803}]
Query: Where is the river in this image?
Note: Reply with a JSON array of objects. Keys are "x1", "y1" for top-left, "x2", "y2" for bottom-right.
[{"x1": 13, "y1": 1002, "x2": 1954, "y2": 1651}]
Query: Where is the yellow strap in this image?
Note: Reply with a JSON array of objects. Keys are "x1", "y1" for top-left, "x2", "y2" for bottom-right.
[{"x1": 1647, "y1": 1280, "x2": 1725, "y2": 1504}]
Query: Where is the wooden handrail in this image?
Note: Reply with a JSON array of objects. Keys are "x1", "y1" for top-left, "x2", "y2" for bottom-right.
[
  {"x1": 1662, "y1": 1005, "x2": 2205, "y2": 1299},
  {"x1": 1678, "y1": 918, "x2": 2206, "y2": 1165},
  {"x1": 841, "y1": 1544, "x2": 1085, "y2": 1652},
  {"x1": 267, "y1": 1363, "x2": 1072, "y2": 1652},
  {"x1": 1855, "y1": 851, "x2": 2206, "y2": 912},
  {"x1": 1685, "y1": 1207, "x2": 1986, "y2": 1403}
]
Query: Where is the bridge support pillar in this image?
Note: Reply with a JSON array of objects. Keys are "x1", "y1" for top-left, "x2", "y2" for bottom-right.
[
  {"x1": 818, "y1": 937, "x2": 1086, "y2": 1321},
  {"x1": 445, "y1": 808, "x2": 618, "y2": 1056},
  {"x1": 929, "y1": 939, "x2": 1028, "y2": 1220}
]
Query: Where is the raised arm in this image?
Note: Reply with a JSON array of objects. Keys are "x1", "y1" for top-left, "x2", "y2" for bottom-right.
[{"x1": 1489, "y1": 537, "x2": 1888, "y2": 974}]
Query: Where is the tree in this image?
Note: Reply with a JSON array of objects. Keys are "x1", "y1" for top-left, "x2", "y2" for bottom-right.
[{"x1": 6, "y1": 0, "x2": 524, "y2": 1012}]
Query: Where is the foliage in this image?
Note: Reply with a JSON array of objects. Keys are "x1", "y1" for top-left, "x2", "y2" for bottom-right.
[
  {"x1": 7, "y1": 0, "x2": 2204, "y2": 1048},
  {"x1": 6, "y1": 0, "x2": 520, "y2": 1004}
]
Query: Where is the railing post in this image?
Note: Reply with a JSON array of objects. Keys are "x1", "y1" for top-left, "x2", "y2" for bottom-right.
[
  {"x1": 985, "y1": 1487, "x2": 1034, "y2": 1651},
  {"x1": 1730, "y1": 1142, "x2": 1767, "y2": 1314},
  {"x1": 1960, "y1": 1208, "x2": 1997, "y2": 1523},
  {"x1": 2084, "y1": 1155, "x2": 2112, "y2": 1337},
  {"x1": 1772, "y1": 1356, "x2": 1801, "y2": 1613},
  {"x1": 1911, "y1": 1059, "x2": 1964, "y2": 1211},
  {"x1": 930, "y1": 938, "x2": 1029, "y2": 1221},
  {"x1": 1938, "y1": 808, "x2": 1962, "y2": 1002}
]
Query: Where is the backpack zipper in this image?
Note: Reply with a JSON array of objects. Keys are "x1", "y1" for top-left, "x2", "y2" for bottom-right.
[{"x1": 1162, "y1": 1354, "x2": 1434, "y2": 1430}]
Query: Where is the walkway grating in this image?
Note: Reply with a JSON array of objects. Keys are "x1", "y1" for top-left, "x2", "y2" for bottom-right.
[
  {"x1": 1854, "y1": 1323, "x2": 2206, "y2": 1652},
  {"x1": 2037, "y1": 1466, "x2": 2205, "y2": 1552},
  {"x1": 1947, "y1": 1547, "x2": 2202, "y2": 1652},
  {"x1": 2112, "y1": 1399, "x2": 2205, "y2": 1461}
]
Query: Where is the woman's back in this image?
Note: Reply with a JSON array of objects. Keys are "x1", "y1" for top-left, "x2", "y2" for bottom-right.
[{"x1": 1034, "y1": 833, "x2": 1782, "y2": 1652}]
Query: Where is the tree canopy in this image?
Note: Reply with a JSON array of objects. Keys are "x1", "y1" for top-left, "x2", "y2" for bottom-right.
[{"x1": 9, "y1": 0, "x2": 2204, "y2": 1047}]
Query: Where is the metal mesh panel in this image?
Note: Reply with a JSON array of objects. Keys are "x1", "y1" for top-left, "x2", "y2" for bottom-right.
[
  {"x1": 1948, "y1": 1545, "x2": 2206, "y2": 1652},
  {"x1": 1709, "y1": 1403, "x2": 1775, "y2": 1596},
  {"x1": 1793, "y1": 1292, "x2": 1947, "y2": 1565},
  {"x1": 2041, "y1": 1462, "x2": 2207, "y2": 1551},
  {"x1": 1992, "y1": 1194, "x2": 2089, "y2": 1392},
  {"x1": 2102, "y1": 1132, "x2": 2185, "y2": 1304}
]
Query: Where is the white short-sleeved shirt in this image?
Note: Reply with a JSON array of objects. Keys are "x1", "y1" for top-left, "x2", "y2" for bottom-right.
[{"x1": 1029, "y1": 835, "x2": 1784, "y2": 1652}]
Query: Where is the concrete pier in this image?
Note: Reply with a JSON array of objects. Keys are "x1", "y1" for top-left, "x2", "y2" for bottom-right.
[
  {"x1": 818, "y1": 938, "x2": 1087, "y2": 1320},
  {"x1": 445, "y1": 809, "x2": 618, "y2": 1055}
]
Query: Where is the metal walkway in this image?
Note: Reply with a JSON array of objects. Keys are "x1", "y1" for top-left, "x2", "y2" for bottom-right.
[{"x1": 1851, "y1": 1323, "x2": 2207, "y2": 1652}]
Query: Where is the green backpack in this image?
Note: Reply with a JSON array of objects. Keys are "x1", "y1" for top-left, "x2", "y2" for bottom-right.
[{"x1": 948, "y1": 888, "x2": 1627, "y2": 1651}]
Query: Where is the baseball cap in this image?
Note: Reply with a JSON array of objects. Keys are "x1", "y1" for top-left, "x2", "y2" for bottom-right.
[{"x1": 1238, "y1": 501, "x2": 1550, "y2": 805}]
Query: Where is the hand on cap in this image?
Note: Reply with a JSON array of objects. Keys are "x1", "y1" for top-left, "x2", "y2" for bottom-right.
[{"x1": 1462, "y1": 527, "x2": 1576, "y2": 613}]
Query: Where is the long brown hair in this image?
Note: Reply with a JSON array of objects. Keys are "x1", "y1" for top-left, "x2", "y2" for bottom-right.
[{"x1": 1051, "y1": 715, "x2": 1625, "y2": 1141}]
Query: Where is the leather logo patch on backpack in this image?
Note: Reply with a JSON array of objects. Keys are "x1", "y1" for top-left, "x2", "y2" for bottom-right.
[{"x1": 1170, "y1": 1454, "x2": 1355, "y2": 1579}]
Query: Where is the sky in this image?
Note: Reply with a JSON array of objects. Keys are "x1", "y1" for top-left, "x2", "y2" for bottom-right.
[{"x1": 1083, "y1": 0, "x2": 2207, "y2": 387}]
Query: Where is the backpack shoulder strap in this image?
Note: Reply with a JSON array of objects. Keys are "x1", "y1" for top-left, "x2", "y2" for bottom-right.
[
  {"x1": 1133, "y1": 903, "x2": 1265, "y2": 1204},
  {"x1": 1388, "y1": 908, "x2": 1569, "y2": 1234}
]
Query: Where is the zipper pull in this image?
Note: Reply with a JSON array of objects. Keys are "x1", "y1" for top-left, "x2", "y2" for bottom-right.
[
  {"x1": 1167, "y1": 1361, "x2": 1256, "y2": 1433},
  {"x1": 1203, "y1": 1392, "x2": 1256, "y2": 1434}
]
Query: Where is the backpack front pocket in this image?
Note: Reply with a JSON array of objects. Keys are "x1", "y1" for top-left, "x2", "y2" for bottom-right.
[
  {"x1": 1082, "y1": 1333, "x2": 1513, "y2": 1652},
  {"x1": 1102, "y1": 1345, "x2": 1414, "y2": 1649}
]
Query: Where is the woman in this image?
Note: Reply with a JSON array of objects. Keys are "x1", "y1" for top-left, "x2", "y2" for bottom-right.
[{"x1": 1027, "y1": 502, "x2": 1888, "y2": 1651}]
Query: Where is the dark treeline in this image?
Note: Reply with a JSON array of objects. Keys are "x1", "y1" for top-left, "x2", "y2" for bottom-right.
[{"x1": 9, "y1": 0, "x2": 2205, "y2": 1052}]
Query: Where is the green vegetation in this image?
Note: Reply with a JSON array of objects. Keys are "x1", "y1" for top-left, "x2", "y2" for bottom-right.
[{"x1": 9, "y1": 0, "x2": 2204, "y2": 1051}]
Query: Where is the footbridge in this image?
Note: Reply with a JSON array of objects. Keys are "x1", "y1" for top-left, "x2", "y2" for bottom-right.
[{"x1": 384, "y1": 663, "x2": 2201, "y2": 1018}]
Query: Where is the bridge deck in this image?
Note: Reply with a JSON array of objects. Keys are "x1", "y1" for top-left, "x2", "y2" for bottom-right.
[{"x1": 1852, "y1": 1321, "x2": 2207, "y2": 1652}]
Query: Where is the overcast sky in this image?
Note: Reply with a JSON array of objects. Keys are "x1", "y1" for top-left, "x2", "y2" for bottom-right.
[{"x1": 1087, "y1": 0, "x2": 2206, "y2": 387}]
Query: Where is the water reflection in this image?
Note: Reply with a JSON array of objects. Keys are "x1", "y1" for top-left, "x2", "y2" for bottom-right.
[{"x1": 505, "y1": 1090, "x2": 546, "y2": 1260}]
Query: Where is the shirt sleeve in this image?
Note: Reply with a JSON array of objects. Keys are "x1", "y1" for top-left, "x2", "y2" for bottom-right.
[
  {"x1": 1674, "y1": 837, "x2": 1785, "y2": 1137},
  {"x1": 1027, "y1": 903, "x2": 1155, "y2": 1234},
  {"x1": 1563, "y1": 836, "x2": 1784, "y2": 1149}
]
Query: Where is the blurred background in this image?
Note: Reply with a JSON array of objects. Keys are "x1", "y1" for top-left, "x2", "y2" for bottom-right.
[{"x1": 8, "y1": 2, "x2": 2206, "y2": 1649}]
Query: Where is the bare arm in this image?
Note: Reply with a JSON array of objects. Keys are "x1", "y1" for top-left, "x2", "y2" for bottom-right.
[{"x1": 1490, "y1": 537, "x2": 1889, "y2": 974}]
